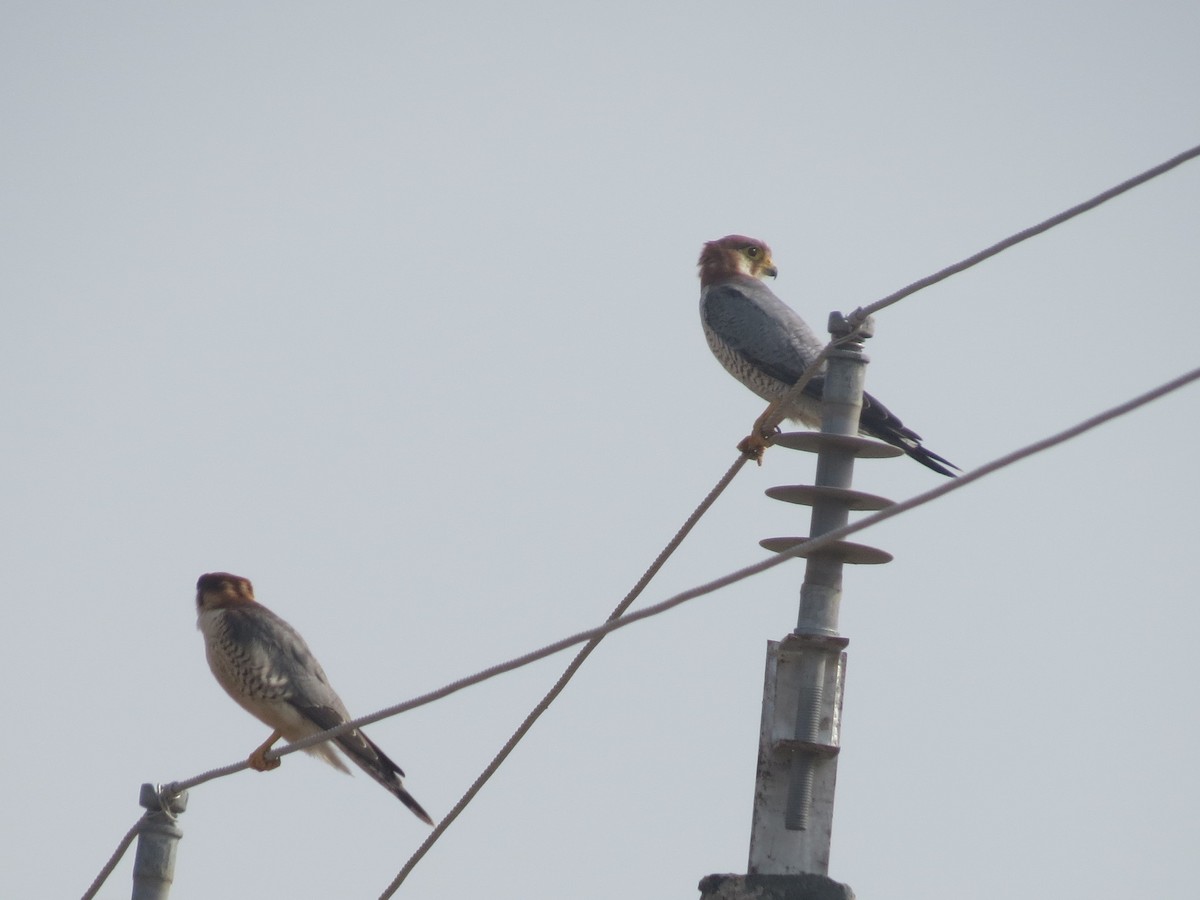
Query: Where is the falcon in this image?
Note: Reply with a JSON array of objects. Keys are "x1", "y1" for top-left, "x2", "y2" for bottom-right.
[
  {"x1": 196, "y1": 572, "x2": 433, "y2": 824},
  {"x1": 698, "y1": 234, "x2": 957, "y2": 476}
]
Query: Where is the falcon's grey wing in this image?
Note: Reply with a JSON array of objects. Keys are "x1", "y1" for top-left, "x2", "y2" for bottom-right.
[
  {"x1": 700, "y1": 278, "x2": 825, "y2": 389},
  {"x1": 700, "y1": 279, "x2": 957, "y2": 475}
]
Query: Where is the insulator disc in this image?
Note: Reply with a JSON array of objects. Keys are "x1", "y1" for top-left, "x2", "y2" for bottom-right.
[
  {"x1": 759, "y1": 536, "x2": 893, "y2": 565},
  {"x1": 766, "y1": 484, "x2": 895, "y2": 511},
  {"x1": 772, "y1": 431, "x2": 904, "y2": 458}
]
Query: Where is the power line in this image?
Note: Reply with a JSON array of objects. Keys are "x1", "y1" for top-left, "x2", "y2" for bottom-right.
[
  {"x1": 759, "y1": 143, "x2": 1200, "y2": 441},
  {"x1": 378, "y1": 454, "x2": 750, "y2": 897},
  {"x1": 80, "y1": 817, "x2": 141, "y2": 900},
  {"x1": 848, "y1": 142, "x2": 1200, "y2": 324}
]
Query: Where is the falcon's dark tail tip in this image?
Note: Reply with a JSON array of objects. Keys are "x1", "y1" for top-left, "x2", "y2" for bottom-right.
[
  {"x1": 861, "y1": 420, "x2": 959, "y2": 476},
  {"x1": 348, "y1": 731, "x2": 435, "y2": 825},
  {"x1": 904, "y1": 443, "x2": 959, "y2": 478},
  {"x1": 394, "y1": 785, "x2": 435, "y2": 826}
]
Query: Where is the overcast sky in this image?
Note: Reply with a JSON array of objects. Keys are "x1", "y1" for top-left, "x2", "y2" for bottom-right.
[{"x1": 3, "y1": 3, "x2": 1199, "y2": 899}]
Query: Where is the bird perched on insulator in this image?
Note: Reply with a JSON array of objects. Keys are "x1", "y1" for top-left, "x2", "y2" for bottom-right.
[
  {"x1": 195, "y1": 572, "x2": 433, "y2": 825},
  {"x1": 698, "y1": 234, "x2": 957, "y2": 476}
]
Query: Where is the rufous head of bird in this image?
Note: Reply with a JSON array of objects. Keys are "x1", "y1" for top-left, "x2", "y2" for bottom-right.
[
  {"x1": 698, "y1": 235, "x2": 778, "y2": 287},
  {"x1": 196, "y1": 571, "x2": 256, "y2": 611}
]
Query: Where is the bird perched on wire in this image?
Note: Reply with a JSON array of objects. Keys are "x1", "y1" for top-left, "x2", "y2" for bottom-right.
[
  {"x1": 196, "y1": 572, "x2": 433, "y2": 824},
  {"x1": 698, "y1": 234, "x2": 957, "y2": 476}
]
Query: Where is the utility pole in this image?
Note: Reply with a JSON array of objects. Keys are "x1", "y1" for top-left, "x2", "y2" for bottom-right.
[
  {"x1": 130, "y1": 783, "x2": 188, "y2": 900},
  {"x1": 701, "y1": 313, "x2": 899, "y2": 900}
]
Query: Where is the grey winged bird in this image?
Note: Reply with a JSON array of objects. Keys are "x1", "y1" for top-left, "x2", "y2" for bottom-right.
[
  {"x1": 698, "y1": 234, "x2": 957, "y2": 476},
  {"x1": 196, "y1": 572, "x2": 434, "y2": 824}
]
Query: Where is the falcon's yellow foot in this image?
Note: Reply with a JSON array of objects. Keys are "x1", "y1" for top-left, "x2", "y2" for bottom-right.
[
  {"x1": 737, "y1": 401, "x2": 783, "y2": 465},
  {"x1": 738, "y1": 423, "x2": 780, "y2": 465},
  {"x1": 248, "y1": 729, "x2": 283, "y2": 772},
  {"x1": 737, "y1": 432, "x2": 766, "y2": 464}
]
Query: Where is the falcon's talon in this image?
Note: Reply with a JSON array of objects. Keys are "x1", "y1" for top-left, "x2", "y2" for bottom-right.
[
  {"x1": 737, "y1": 432, "x2": 769, "y2": 465},
  {"x1": 196, "y1": 573, "x2": 435, "y2": 825},
  {"x1": 247, "y1": 728, "x2": 283, "y2": 771},
  {"x1": 698, "y1": 235, "x2": 959, "y2": 477},
  {"x1": 248, "y1": 750, "x2": 281, "y2": 772}
]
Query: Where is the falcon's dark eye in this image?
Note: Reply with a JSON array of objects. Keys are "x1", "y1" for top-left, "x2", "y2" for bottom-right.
[{"x1": 745, "y1": 246, "x2": 760, "y2": 258}]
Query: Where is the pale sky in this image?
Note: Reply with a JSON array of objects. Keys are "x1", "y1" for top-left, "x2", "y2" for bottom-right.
[{"x1": 3, "y1": 3, "x2": 1199, "y2": 898}]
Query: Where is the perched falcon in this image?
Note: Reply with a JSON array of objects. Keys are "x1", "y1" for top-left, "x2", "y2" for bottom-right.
[
  {"x1": 196, "y1": 572, "x2": 433, "y2": 824},
  {"x1": 698, "y1": 234, "x2": 957, "y2": 476}
]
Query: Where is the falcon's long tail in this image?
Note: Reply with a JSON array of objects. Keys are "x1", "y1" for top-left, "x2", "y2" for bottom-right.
[
  {"x1": 796, "y1": 378, "x2": 958, "y2": 477},
  {"x1": 859, "y1": 390, "x2": 959, "y2": 477},
  {"x1": 337, "y1": 730, "x2": 435, "y2": 825}
]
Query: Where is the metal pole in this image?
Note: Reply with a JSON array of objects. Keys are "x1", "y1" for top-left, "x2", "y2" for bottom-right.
[
  {"x1": 783, "y1": 313, "x2": 869, "y2": 843},
  {"x1": 747, "y1": 313, "x2": 895, "y2": 877},
  {"x1": 131, "y1": 784, "x2": 187, "y2": 900},
  {"x1": 794, "y1": 314, "x2": 870, "y2": 637}
]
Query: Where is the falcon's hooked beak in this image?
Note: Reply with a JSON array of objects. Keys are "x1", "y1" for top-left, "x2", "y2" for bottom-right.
[{"x1": 761, "y1": 262, "x2": 778, "y2": 279}]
